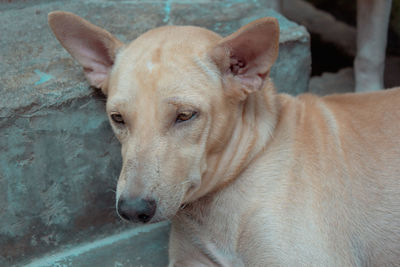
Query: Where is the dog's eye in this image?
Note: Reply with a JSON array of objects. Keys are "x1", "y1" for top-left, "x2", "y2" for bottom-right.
[
  {"x1": 176, "y1": 111, "x2": 197, "y2": 123},
  {"x1": 111, "y1": 113, "x2": 124, "y2": 124}
]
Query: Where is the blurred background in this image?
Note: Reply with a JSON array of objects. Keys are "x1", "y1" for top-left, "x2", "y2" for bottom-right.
[{"x1": 0, "y1": 0, "x2": 399, "y2": 266}]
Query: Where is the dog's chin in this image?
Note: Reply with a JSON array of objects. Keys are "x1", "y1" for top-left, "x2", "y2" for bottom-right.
[
  {"x1": 153, "y1": 191, "x2": 192, "y2": 223},
  {"x1": 144, "y1": 209, "x2": 175, "y2": 224},
  {"x1": 143, "y1": 180, "x2": 199, "y2": 224}
]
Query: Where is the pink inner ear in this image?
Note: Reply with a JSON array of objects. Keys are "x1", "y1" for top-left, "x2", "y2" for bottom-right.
[
  {"x1": 62, "y1": 32, "x2": 114, "y2": 77},
  {"x1": 83, "y1": 63, "x2": 109, "y2": 88},
  {"x1": 228, "y1": 50, "x2": 267, "y2": 93},
  {"x1": 77, "y1": 43, "x2": 113, "y2": 86},
  {"x1": 230, "y1": 57, "x2": 246, "y2": 75},
  {"x1": 49, "y1": 12, "x2": 122, "y2": 89},
  {"x1": 214, "y1": 18, "x2": 279, "y2": 94},
  {"x1": 73, "y1": 43, "x2": 113, "y2": 88},
  {"x1": 58, "y1": 35, "x2": 114, "y2": 88},
  {"x1": 78, "y1": 41, "x2": 114, "y2": 67}
]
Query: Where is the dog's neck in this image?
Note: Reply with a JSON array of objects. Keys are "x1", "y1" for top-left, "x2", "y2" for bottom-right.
[{"x1": 187, "y1": 81, "x2": 279, "y2": 202}]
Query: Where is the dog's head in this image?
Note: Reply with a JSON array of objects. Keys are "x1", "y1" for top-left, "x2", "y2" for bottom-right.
[{"x1": 49, "y1": 12, "x2": 279, "y2": 223}]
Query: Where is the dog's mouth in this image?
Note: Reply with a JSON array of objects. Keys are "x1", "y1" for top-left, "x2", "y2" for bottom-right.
[{"x1": 115, "y1": 174, "x2": 200, "y2": 224}]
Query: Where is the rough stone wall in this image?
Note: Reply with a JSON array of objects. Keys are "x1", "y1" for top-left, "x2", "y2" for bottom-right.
[{"x1": 0, "y1": 0, "x2": 310, "y2": 265}]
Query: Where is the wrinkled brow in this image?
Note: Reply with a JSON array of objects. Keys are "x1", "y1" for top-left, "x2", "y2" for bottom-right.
[
  {"x1": 164, "y1": 96, "x2": 200, "y2": 109},
  {"x1": 106, "y1": 96, "x2": 133, "y2": 112}
]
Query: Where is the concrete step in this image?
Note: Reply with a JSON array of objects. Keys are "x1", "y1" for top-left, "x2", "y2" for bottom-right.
[{"x1": 22, "y1": 222, "x2": 170, "y2": 267}]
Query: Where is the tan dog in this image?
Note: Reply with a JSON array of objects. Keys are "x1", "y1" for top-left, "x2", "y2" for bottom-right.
[{"x1": 49, "y1": 11, "x2": 400, "y2": 266}]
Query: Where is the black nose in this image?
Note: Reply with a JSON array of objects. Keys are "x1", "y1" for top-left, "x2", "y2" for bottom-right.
[{"x1": 117, "y1": 198, "x2": 156, "y2": 223}]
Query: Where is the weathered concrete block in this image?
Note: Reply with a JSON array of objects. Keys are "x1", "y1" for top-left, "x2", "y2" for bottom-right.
[
  {"x1": 0, "y1": 0, "x2": 310, "y2": 265},
  {"x1": 24, "y1": 223, "x2": 170, "y2": 267}
]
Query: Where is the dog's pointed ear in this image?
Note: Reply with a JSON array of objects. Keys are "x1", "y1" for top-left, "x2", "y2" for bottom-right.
[
  {"x1": 48, "y1": 11, "x2": 124, "y2": 95},
  {"x1": 209, "y1": 17, "x2": 279, "y2": 100}
]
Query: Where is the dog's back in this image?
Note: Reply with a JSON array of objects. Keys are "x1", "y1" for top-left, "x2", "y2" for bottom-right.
[
  {"x1": 323, "y1": 88, "x2": 400, "y2": 264},
  {"x1": 259, "y1": 88, "x2": 400, "y2": 265}
]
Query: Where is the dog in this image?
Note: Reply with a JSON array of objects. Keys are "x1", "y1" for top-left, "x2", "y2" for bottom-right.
[{"x1": 49, "y1": 11, "x2": 400, "y2": 266}]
